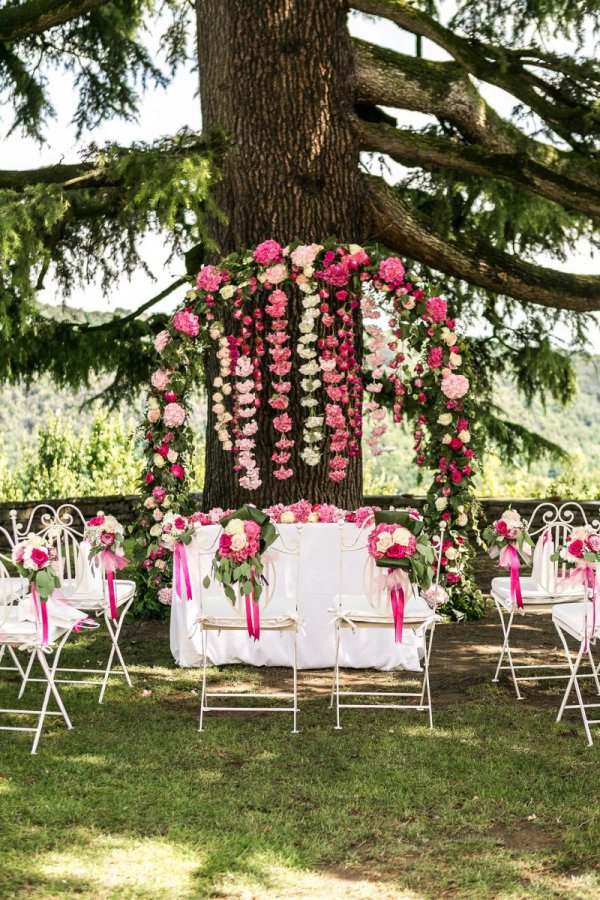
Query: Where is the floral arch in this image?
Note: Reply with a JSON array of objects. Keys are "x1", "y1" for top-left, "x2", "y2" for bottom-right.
[{"x1": 136, "y1": 240, "x2": 482, "y2": 618}]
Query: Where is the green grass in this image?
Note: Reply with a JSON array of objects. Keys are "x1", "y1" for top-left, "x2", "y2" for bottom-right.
[{"x1": 0, "y1": 620, "x2": 599, "y2": 899}]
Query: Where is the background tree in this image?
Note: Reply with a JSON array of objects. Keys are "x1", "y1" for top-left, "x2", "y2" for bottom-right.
[{"x1": 0, "y1": 0, "x2": 598, "y2": 504}]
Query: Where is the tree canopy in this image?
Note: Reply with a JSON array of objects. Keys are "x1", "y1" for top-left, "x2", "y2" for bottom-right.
[{"x1": 1, "y1": 0, "x2": 599, "y2": 464}]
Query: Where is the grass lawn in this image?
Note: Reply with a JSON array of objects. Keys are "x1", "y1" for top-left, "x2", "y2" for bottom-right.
[{"x1": 0, "y1": 612, "x2": 599, "y2": 899}]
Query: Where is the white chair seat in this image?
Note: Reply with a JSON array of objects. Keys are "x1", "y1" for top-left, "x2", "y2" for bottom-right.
[
  {"x1": 0, "y1": 613, "x2": 69, "y2": 647},
  {"x1": 0, "y1": 577, "x2": 28, "y2": 602},
  {"x1": 60, "y1": 579, "x2": 136, "y2": 611},
  {"x1": 492, "y1": 575, "x2": 584, "y2": 606},
  {"x1": 552, "y1": 602, "x2": 598, "y2": 642},
  {"x1": 197, "y1": 613, "x2": 299, "y2": 631},
  {"x1": 336, "y1": 592, "x2": 435, "y2": 626}
]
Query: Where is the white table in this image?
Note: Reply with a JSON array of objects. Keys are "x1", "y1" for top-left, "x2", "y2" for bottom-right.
[{"x1": 170, "y1": 523, "x2": 424, "y2": 672}]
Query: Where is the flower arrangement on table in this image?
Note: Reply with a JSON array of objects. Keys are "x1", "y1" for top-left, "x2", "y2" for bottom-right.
[
  {"x1": 136, "y1": 239, "x2": 483, "y2": 621},
  {"x1": 203, "y1": 505, "x2": 278, "y2": 640},
  {"x1": 367, "y1": 508, "x2": 436, "y2": 642},
  {"x1": 12, "y1": 535, "x2": 61, "y2": 644},
  {"x1": 483, "y1": 508, "x2": 533, "y2": 610},
  {"x1": 84, "y1": 515, "x2": 129, "y2": 620},
  {"x1": 552, "y1": 526, "x2": 600, "y2": 644}
]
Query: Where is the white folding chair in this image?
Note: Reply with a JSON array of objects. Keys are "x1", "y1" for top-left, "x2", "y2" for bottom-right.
[
  {"x1": 11, "y1": 504, "x2": 136, "y2": 703},
  {"x1": 0, "y1": 557, "x2": 75, "y2": 754},
  {"x1": 553, "y1": 565, "x2": 600, "y2": 746},
  {"x1": 330, "y1": 521, "x2": 445, "y2": 729},
  {"x1": 491, "y1": 502, "x2": 599, "y2": 699},
  {"x1": 0, "y1": 528, "x2": 29, "y2": 680},
  {"x1": 196, "y1": 524, "x2": 303, "y2": 733}
]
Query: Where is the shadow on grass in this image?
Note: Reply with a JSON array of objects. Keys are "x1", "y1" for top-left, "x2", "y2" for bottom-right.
[{"x1": 0, "y1": 617, "x2": 599, "y2": 898}]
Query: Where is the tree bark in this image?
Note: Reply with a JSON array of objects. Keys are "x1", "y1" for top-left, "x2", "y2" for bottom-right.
[{"x1": 196, "y1": 0, "x2": 366, "y2": 511}]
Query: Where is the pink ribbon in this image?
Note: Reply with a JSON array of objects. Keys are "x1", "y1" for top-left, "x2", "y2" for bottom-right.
[
  {"x1": 98, "y1": 550, "x2": 129, "y2": 621},
  {"x1": 174, "y1": 542, "x2": 193, "y2": 602},
  {"x1": 31, "y1": 583, "x2": 49, "y2": 646},
  {"x1": 499, "y1": 544, "x2": 523, "y2": 609},
  {"x1": 386, "y1": 568, "x2": 410, "y2": 643},
  {"x1": 244, "y1": 575, "x2": 260, "y2": 641}
]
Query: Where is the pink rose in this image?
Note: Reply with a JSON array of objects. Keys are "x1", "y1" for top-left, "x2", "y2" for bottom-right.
[
  {"x1": 88, "y1": 516, "x2": 105, "y2": 526},
  {"x1": 154, "y1": 330, "x2": 170, "y2": 352},
  {"x1": 173, "y1": 516, "x2": 187, "y2": 530},
  {"x1": 425, "y1": 296, "x2": 448, "y2": 323},
  {"x1": 196, "y1": 265, "x2": 224, "y2": 292},
  {"x1": 151, "y1": 369, "x2": 170, "y2": 391},
  {"x1": 148, "y1": 409, "x2": 161, "y2": 424},
  {"x1": 495, "y1": 520, "x2": 508, "y2": 536},
  {"x1": 172, "y1": 310, "x2": 200, "y2": 337},
  {"x1": 144, "y1": 472, "x2": 154, "y2": 484},
  {"x1": 588, "y1": 534, "x2": 600, "y2": 552},
  {"x1": 378, "y1": 257, "x2": 405, "y2": 287},
  {"x1": 386, "y1": 543, "x2": 404, "y2": 559},
  {"x1": 100, "y1": 532, "x2": 115, "y2": 547},
  {"x1": 253, "y1": 240, "x2": 283, "y2": 266},
  {"x1": 31, "y1": 547, "x2": 49, "y2": 569},
  {"x1": 170, "y1": 464, "x2": 185, "y2": 480},
  {"x1": 219, "y1": 533, "x2": 233, "y2": 555},
  {"x1": 163, "y1": 402, "x2": 186, "y2": 428},
  {"x1": 568, "y1": 539, "x2": 584, "y2": 558},
  {"x1": 152, "y1": 486, "x2": 167, "y2": 503},
  {"x1": 441, "y1": 374, "x2": 469, "y2": 400}
]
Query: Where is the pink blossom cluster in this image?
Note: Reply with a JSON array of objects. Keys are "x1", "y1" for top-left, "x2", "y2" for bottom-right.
[
  {"x1": 253, "y1": 240, "x2": 283, "y2": 266},
  {"x1": 367, "y1": 523, "x2": 417, "y2": 561},
  {"x1": 425, "y1": 296, "x2": 448, "y2": 323},
  {"x1": 218, "y1": 519, "x2": 261, "y2": 563},
  {"x1": 265, "y1": 287, "x2": 294, "y2": 480},
  {"x1": 172, "y1": 308, "x2": 200, "y2": 337},
  {"x1": 378, "y1": 257, "x2": 405, "y2": 287},
  {"x1": 233, "y1": 354, "x2": 262, "y2": 490},
  {"x1": 197, "y1": 265, "x2": 226, "y2": 292}
]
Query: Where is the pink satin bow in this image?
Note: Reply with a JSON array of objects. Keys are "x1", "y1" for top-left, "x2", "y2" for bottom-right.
[
  {"x1": 499, "y1": 544, "x2": 523, "y2": 610},
  {"x1": 31, "y1": 583, "x2": 49, "y2": 646},
  {"x1": 98, "y1": 550, "x2": 129, "y2": 621},
  {"x1": 174, "y1": 542, "x2": 193, "y2": 602},
  {"x1": 569, "y1": 562, "x2": 597, "y2": 651},
  {"x1": 244, "y1": 572, "x2": 260, "y2": 641},
  {"x1": 386, "y1": 568, "x2": 410, "y2": 643}
]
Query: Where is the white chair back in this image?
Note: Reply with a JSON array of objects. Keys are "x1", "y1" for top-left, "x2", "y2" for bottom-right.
[
  {"x1": 526, "y1": 502, "x2": 596, "y2": 587},
  {"x1": 198, "y1": 524, "x2": 303, "y2": 622},
  {"x1": 0, "y1": 555, "x2": 22, "y2": 630}
]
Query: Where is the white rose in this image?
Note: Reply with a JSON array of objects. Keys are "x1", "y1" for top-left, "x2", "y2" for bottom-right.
[
  {"x1": 444, "y1": 332, "x2": 456, "y2": 347},
  {"x1": 149, "y1": 524, "x2": 162, "y2": 537},
  {"x1": 458, "y1": 430, "x2": 470, "y2": 443},
  {"x1": 167, "y1": 449, "x2": 178, "y2": 463},
  {"x1": 457, "y1": 513, "x2": 468, "y2": 527},
  {"x1": 349, "y1": 244, "x2": 364, "y2": 255},
  {"x1": 222, "y1": 384, "x2": 232, "y2": 395},
  {"x1": 280, "y1": 511, "x2": 296, "y2": 523},
  {"x1": 303, "y1": 266, "x2": 315, "y2": 277},
  {"x1": 223, "y1": 440, "x2": 233, "y2": 451},
  {"x1": 148, "y1": 397, "x2": 159, "y2": 410},
  {"x1": 307, "y1": 512, "x2": 319, "y2": 523},
  {"x1": 438, "y1": 413, "x2": 453, "y2": 426},
  {"x1": 502, "y1": 509, "x2": 522, "y2": 528},
  {"x1": 225, "y1": 518, "x2": 245, "y2": 536},
  {"x1": 230, "y1": 533, "x2": 247, "y2": 551},
  {"x1": 163, "y1": 497, "x2": 171, "y2": 509},
  {"x1": 153, "y1": 454, "x2": 166, "y2": 468},
  {"x1": 213, "y1": 377, "x2": 223, "y2": 388},
  {"x1": 377, "y1": 532, "x2": 393, "y2": 551},
  {"x1": 449, "y1": 353, "x2": 462, "y2": 367},
  {"x1": 143, "y1": 497, "x2": 155, "y2": 509},
  {"x1": 220, "y1": 284, "x2": 235, "y2": 299},
  {"x1": 213, "y1": 403, "x2": 225, "y2": 415},
  {"x1": 213, "y1": 392, "x2": 223, "y2": 403},
  {"x1": 442, "y1": 434, "x2": 452, "y2": 445},
  {"x1": 435, "y1": 497, "x2": 448, "y2": 511},
  {"x1": 445, "y1": 547, "x2": 458, "y2": 560},
  {"x1": 393, "y1": 527, "x2": 411, "y2": 547}
]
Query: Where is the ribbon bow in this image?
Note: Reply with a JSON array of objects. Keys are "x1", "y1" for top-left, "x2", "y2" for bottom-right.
[
  {"x1": 31, "y1": 583, "x2": 49, "y2": 646},
  {"x1": 97, "y1": 550, "x2": 130, "y2": 621},
  {"x1": 569, "y1": 562, "x2": 597, "y2": 651},
  {"x1": 499, "y1": 544, "x2": 523, "y2": 610},
  {"x1": 244, "y1": 569, "x2": 260, "y2": 641},
  {"x1": 174, "y1": 541, "x2": 193, "y2": 602}
]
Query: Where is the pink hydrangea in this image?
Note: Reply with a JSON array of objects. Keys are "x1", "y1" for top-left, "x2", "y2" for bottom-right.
[
  {"x1": 289, "y1": 500, "x2": 313, "y2": 523},
  {"x1": 314, "y1": 504, "x2": 345, "y2": 523},
  {"x1": 354, "y1": 506, "x2": 378, "y2": 528},
  {"x1": 151, "y1": 369, "x2": 170, "y2": 390},
  {"x1": 172, "y1": 310, "x2": 200, "y2": 337},
  {"x1": 158, "y1": 587, "x2": 172, "y2": 606},
  {"x1": 265, "y1": 263, "x2": 287, "y2": 284},
  {"x1": 154, "y1": 330, "x2": 170, "y2": 353},
  {"x1": 254, "y1": 240, "x2": 283, "y2": 266},
  {"x1": 196, "y1": 265, "x2": 225, "y2": 292},
  {"x1": 322, "y1": 263, "x2": 350, "y2": 287},
  {"x1": 265, "y1": 504, "x2": 285, "y2": 524},
  {"x1": 427, "y1": 347, "x2": 443, "y2": 369},
  {"x1": 163, "y1": 402, "x2": 186, "y2": 428},
  {"x1": 425, "y1": 296, "x2": 448, "y2": 323},
  {"x1": 290, "y1": 244, "x2": 320, "y2": 269},
  {"x1": 441, "y1": 374, "x2": 470, "y2": 400},
  {"x1": 379, "y1": 257, "x2": 405, "y2": 287}
]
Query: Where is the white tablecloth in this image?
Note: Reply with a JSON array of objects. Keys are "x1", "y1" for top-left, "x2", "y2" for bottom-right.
[{"x1": 170, "y1": 523, "x2": 423, "y2": 671}]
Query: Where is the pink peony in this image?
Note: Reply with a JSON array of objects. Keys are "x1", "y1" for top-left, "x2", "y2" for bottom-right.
[
  {"x1": 151, "y1": 369, "x2": 170, "y2": 391},
  {"x1": 265, "y1": 263, "x2": 287, "y2": 284},
  {"x1": 172, "y1": 310, "x2": 200, "y2": 337},
  {"x1": 163, "y1": 402, "x2": 186, "y2": 428},
  {"x1": 158, "y1": 587, "x2": 172, "y2": 606},
  {"x1": 154, "y1": 330, "x2": 170, "y2": 353},
  {"x1": 425, "y1": 296, "x2": 448, "y2": 323},
  {"x1": 290, "y1": 244, "x2": 320, "y2": 268},
  {"x1": 196, "y1": 265, "x2": 224, "y2": 292},
  {"x1": 379, "y1": 257, "x2": 405, "y2": 287},
  {"x1": 322, "y1": 263, "x2": 350, "y2": 287},
  {"x1": 441, "y1": 374, "x2": 469, "y2": 400},
  {"x1": 254, "y1": 240, "x2": 283, "y2": 266},
  {"x1": 427, "y1": 347, "x2": 443, "y2": 369}
]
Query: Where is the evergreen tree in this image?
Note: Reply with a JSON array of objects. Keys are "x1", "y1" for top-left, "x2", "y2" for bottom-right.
[{"x1": 1, "y1": 0, "x2": 598, "y2": 504}]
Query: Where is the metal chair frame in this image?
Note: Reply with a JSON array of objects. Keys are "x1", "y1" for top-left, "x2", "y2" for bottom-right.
[
  {"x1": 0, "y1": 556, "x2": 74, "y2": 754},
  {"x1": 331, "y1": 519, "x2": 446, "y2": 729},
  {"x1": 10, "y1": 504, "x2": 135, "y2": 703},
  {"x1": 492, "y1": 502, "x2": 600, "y2": 699},
  {"x1": 0, "y1": 526, "x2": 29, "y2": 680},
  {"x1": 196, "y1": 524, "x2": 304, "y2": 733}
]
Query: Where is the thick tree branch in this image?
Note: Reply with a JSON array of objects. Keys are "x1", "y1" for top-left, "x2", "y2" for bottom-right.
[
  {"x1": 74, "y1": 276, "x2": 187, "y2": 332},
  {"x1": 364, "y1": 174, "x2": 600, "y2": 312},
  {"x1": 351, "y1": 0, "x2": 600, "y2": 148},
  {"x1": 356, "y1": 118, "x2": 600, "y2": 217},
  {"x1": 353, "y1": 40, "x2": 600, "y2": 195},
  {"x1": 0, "y1": 0, "x2": 111, "y2": 41}
]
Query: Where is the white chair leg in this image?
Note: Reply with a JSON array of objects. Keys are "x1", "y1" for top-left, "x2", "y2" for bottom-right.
[
  {"x1": 292, "y1": 630, "x2": 299, "y2": 734},
  {"x1": 38, "y1": 648, "x2": 72, "y2": 730},
  {"x1": 588, "y1": 645, "x2": 600, "y2": 696},
  {"x1": 99, "y1": 604, "x2": 133, "y2": 704},
  {"x1": 556, "y1": 624, "x2": 581, "y2": 723},
  {"x1": 494, "y1": 604, "x2": 522, "y2": 700},
  {"x1": 30, "y1": 649, "x2": 72, "y2": 755},
  {"x1": 18, "y1": 649, "x2": 36, "y2": 699},
  {"x1": 7, "y1": 646, "x2": 25, "y2": 680},
  {"x1": 198, "y1": 629, "x2": 208, "y2": 733},
  {"x1": 330, "y1": 621, "x2": 341, "y2": 709},
  {"x1": 334, "y1": 624, "x2": 342, "y2": 730},
  {"x1": 420, "y1": 624, "x2": 435, "y2": 729}
]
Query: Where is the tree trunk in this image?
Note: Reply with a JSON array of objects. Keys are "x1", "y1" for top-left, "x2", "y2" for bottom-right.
[{"x1": 196, "y1": 0, "x2": 366, "y2": 511}]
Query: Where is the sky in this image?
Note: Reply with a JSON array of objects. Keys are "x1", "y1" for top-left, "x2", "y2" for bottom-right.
[{"x1": 2, "y1": 8, "x2": 598, "y2": 337}]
